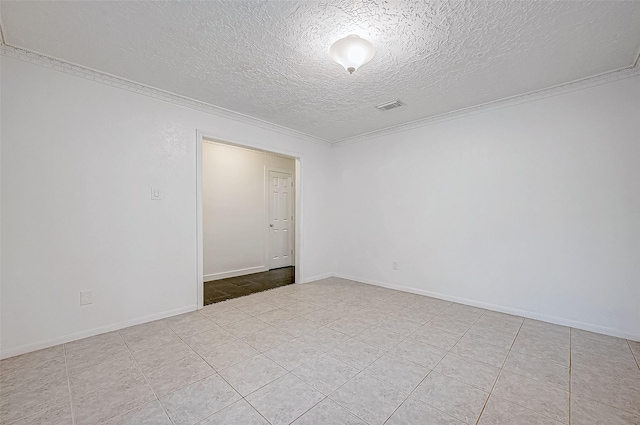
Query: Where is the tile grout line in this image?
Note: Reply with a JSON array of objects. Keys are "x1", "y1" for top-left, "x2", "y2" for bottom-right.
[
  {"x1": 569, "y1": 328, "x2": 572, "y2": 425},
  {"x1": 385, "y1": 303, "x2": 492, "y2": 424},
  {"x1": 473, "y1": 314, "x2": 525, "y2": 425},
  {"x1": 627, "y1": 339, "x2": 640, "y2": 371},
  {"x1": 164, "y1": 313, "x2": 276, "y2": 424},
  {"x1": 62, "y1": 344, "x2": 77, "y2": 425},
  {"x1": 333, "y1": 302, "x2": 484, "y2": 425},
  {"x1": 118, "y1": 330, "x2": 177, "y2": 425}
]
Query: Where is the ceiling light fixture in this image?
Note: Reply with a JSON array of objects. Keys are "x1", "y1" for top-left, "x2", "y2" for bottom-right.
[{"x1": 329, "y1": 35, "x2": 375, "y2": 74}]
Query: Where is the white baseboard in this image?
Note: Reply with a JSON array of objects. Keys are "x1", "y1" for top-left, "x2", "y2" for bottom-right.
[
  {"x1": 334, "y1": 273, "x2": 640, "y2": 342},
  {"x1": 303, "y1": 272, "x2": 335, "y2": 283},
  {"x1": 0, "y1": 305, "x2": 197, "y2": 360},
  {"x1": 204, "y1": 266, "x2": 268, "y2": 282}
]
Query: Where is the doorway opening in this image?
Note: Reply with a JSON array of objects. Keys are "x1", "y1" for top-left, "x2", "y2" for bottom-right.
[{"x1": 196, "y1": 132, "x2": 302, "y2": 308}]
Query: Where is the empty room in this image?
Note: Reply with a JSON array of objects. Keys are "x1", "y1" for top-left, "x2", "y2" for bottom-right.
[{"x1": 1, "y1": 2, "x2": 639, "y2": 425}]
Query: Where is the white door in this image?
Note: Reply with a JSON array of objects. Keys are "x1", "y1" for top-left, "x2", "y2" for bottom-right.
[{"x1": 268, "y1": 171, "x2": 293, "y2": 269}]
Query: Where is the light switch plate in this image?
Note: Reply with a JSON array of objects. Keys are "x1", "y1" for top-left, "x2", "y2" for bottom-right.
[{"x1": 151, "y1": 187, "x2": 161, "y2": 200}]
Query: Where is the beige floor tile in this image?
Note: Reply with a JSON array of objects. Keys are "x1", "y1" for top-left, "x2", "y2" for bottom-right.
[
  {"x1": 69, "y1": 352, "x2": 142, "y2": 397},
  {"x1": 183, "y1": 328, "x2": 236, "y2": 353},
  {"x1": 235, "y1": 301, "x2": 280, "y2": 316},
  {"x1": 353, "y1": 326, "x2": 405, "y2": 351},
  {"x1": 502, "y1": 350, "x2": 569, "y2": 390},
  {"x1": 292, "y1": 354, "x2": 358, "y2": 395},
  {"x1": 412, "y1": 371, "x2": 488, "y2": 424},
  {"x1": 519, "y1": 323, "x2": 570, "y2": 348},
  {"x1": 0, "y1": 345, "x2": 64, "y2": 372},
  {"x1": 363, "y1": 353, "x2": 430, "y2": 393},
  {"x1": 65, "y1": 341, "x2": 131, "y2": 373},
  {"x1": 0, "y1": 356, "x2": 67, "y2": 396},
  {"x1": 301, "y1": 308, "x2": 345, "y2": 325},
  {"x1": 385, "y1": 397, "x2": 465, "y2": 425},
  {"x1": 297, "y1": 326, "x2": 348, "y2": 352},
  {"x1": 377, "y1": 316, "x2": 423, "y2": 337},
  {"x1": 327, "y1": 338, "x2": 383, "y2": 370},
  {"x1": 395, "y1": 307, "x2": 436, "y2": 324},
  {"x1": 133, "y1": 339, "x2": 195, "y2": 371},
  {"x1": 198, "y1": 399, "x2": 268, "y2": 424},
  {"x1": 198, "y1": 339, "x2": 260, "y2": 370},
  {"x1": 281, "y1": 302, "x2": 320, "y2": 316},
  {"x1": 142, "y1": 351, "x2": 215, "y2": 397},
  {"x1": 510, "y1": 335, "x2": 569, "y2": 366},
  {"x1": 274, "y1": 317, "x2": 322, "y2": 337},
  {"x1": 206, "y1": 309, "x2": 252, "y2": 326},
  {"x1": 329, "y1": 374, "x2": 408, "y2": 425},
  {"x1": 327, "y1": 316, "x2": 372, "y2": 336},
  {"x1": 165, "y1": 314, "x2": 218, "y2": 338},
  {"x1": 246, "y1": 374, "x2": 324, "y2": 425},
  {"x1": 410, "y1": 324, "x2": 462, "y2": 350},
  {"x1": 72, "y1": 375, "x2": 155, "y2": 425},
  {"x1": 571, "y1": 395, "x2": 640, "y2": 425},
  {"x1": 256, "y1": 308, "x2": 300, "y2": 325},
  {"x1": 219, "y1": 355, "x2": 287, "y2": 396},
  {"x1": 492, "y1": 371, "x2": 568, "y2": 423},
  {"x1": 241, "y1": 326, "x2": 294, "y2": 352},
  {"x1": 102, "y1": 400, "x2": 172, "y2": 425},
  {"x1": 292, "y1": 398, "x2": 366, "y2": 425},
  {"x1": 472, "y1": 315, "x2": 522, "y2": 335},
  {"x1": 264, "y1": 339, "x2": 320, "y2": 371},
  {"x1": 571, "y1": 349, "x2": 639, "y2": 378},
  {"x1": 222, "y1": 317, "x2": 269, "y2": 338},
  {"x1": 64, "y1": 331, "x2": 126, "y2": 356},
  {"x1": 478, "y1": 396, "x2": 563, "y2": 425},
  {"x1": 428, "y1": 316, "x2": 473, "y2": 336},
  {"x1": 390, "y1": 337, "x2": 448, "y2": 368},
  {"x1": 160, "y1": 374, "x2": 240, "y2": 425},
  {"x1": 0, "y1": 377, "x2": 71, "y2": 424},
  {"x1": 571, "y1": 367, "x2": 640, "y2": 416},
  {"x1": 433, "y1": 352, "x2": 500, "y2": 392},
  {"x1": 450, "y1": 335, "x2": 510, "y2": 368},
  {"x1": 0, "y1": 402, "x2": 73, "y2": 425},
  {"x1": 465, "y1": 323, "x2": 517, "y2": 349},
  {"x1": 119, "y1": 322, "x2": 183, "y2": 353}
]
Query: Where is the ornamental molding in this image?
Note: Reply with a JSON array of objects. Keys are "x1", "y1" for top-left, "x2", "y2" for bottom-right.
[
  {"x1": 2, "y1": 41, "x2": 638, "y2": 147},
  {"x1": 0, "y1": 43, "x2": 332, "y2": 147},
  {"x1": 333, "y1": 59, "x2": 640, "y2": 146}
]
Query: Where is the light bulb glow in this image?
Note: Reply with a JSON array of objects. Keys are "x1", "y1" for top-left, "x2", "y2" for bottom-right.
[{"x1": 329, "y1": 35, "x2": 375, "y2": 74}]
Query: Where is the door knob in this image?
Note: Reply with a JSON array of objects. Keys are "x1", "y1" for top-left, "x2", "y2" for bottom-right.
[{"x1": 270, "y1": 224, "x2": 274, "y2": 227}]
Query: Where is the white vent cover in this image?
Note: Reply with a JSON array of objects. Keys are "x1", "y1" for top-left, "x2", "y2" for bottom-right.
[{"x1": 375, "y1": 99, "x2": 404, "y2": 111}]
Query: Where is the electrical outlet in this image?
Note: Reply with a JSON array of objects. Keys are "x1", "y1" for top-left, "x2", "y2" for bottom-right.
[
  {"x1": 392, "y1": 261, "x2": 399, "y2": 270},
  {"x1": 80, "y1": 291, "x2": 93, "y2": 305}
]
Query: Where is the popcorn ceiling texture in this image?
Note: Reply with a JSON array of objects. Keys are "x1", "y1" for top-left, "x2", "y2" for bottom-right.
[{"x1": 2, "y1": 1, "x2": 640, "y2": 142}]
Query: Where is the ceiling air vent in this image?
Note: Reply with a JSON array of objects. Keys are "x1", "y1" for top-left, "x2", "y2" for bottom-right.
[{"x1": 375, "y1": 99, "x2": 404, "y2": 111}]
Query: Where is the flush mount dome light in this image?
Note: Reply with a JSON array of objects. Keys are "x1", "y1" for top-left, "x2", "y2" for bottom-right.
[{"x1": 329, "y1": 35, "x2": 375, "y2": 74}]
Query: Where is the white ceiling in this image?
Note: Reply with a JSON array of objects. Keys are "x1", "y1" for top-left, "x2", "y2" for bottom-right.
[{"x1": 2, "y1": 1, "x2": 640, "y2": 143}]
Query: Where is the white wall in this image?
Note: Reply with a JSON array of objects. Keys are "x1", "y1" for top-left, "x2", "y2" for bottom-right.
[
  {"x1": 0, "y1": 56, "x2": 333, "y2": 358},
  {"x1": 333, "y1": 74, "x2": 640, "y2": 340},
  {"x1": 202, "y1": 142, "x2": 294, "y2": 280}
]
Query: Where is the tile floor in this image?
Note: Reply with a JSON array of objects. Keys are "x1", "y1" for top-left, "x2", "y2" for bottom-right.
[
  {"x1": 204, "y1": 267, "x2": 295, "y2": 305},
  {"x1": 2, "y1": 278, "x2": 639, "y2": 425}
]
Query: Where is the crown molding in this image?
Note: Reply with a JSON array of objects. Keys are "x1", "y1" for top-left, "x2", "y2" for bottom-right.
[
  {"x1": 2, "y1": 40, "x2": 638, "y2": 148},
  {"x1": 333, "y1": 61, "x2": 640, "y2": 147},
  {"x1": 0, "y1": 42, "x2": 332, "y2": 148}
]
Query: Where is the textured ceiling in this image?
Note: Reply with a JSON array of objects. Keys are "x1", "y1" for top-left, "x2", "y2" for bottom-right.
[{"x1": 2, "y1": 1, "x2": 640, "y2": 142}]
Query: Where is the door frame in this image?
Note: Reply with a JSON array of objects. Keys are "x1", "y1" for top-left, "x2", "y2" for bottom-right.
[
  {"x1": 266, "y1": 168, "x2": 295, "y2": 270},
  {"x1": 196, "y1": 129, "x2": 303, "y2": 309}
]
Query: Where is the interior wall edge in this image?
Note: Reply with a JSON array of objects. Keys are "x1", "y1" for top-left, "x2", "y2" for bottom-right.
[
  {"x1": 302, "y1": 272, "x2": 335, "y2": 284},
  {"x1": 334, "y1": 273, "x2": 640, "y2": 343},
  {"x1": 0, "y1": 304, "x2": 197, "y2": 360}
]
